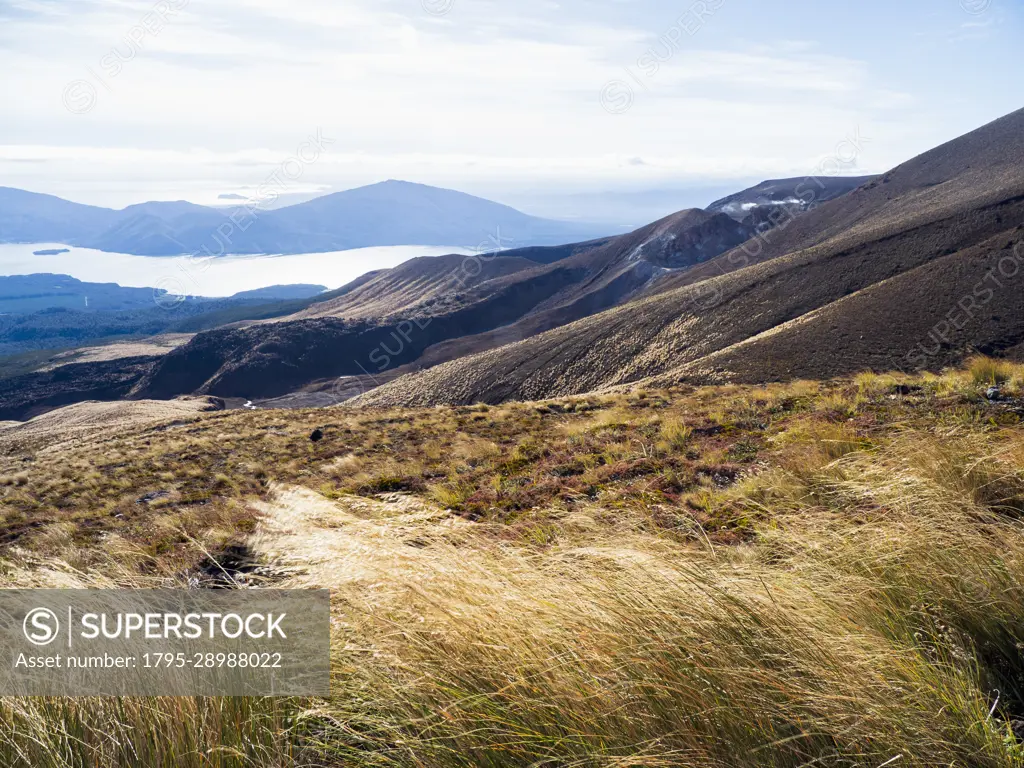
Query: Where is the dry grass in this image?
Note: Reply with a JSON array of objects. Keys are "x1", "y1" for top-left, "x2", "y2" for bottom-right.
[
  {"x1": 0, "y1": 396, "x2": 222, "y2": 456},
  {"x1": 34, "y1": 334, "x2": 192, "y2": 373},
  {"x1": 970, "y1": 355, "x2": 1020, "y2": 388},
  {"x1": 4, "y1": 358, "x2": 1024, "y2": 765}
]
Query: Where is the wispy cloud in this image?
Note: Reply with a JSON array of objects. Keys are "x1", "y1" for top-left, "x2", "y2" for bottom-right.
[{"x1": 0, "y1": 0, "x2": 1016, "y2": 208}]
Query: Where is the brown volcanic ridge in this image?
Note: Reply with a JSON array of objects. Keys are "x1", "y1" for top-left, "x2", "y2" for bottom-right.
[
  {"x1": 125, "y1": 208, "x2": 755, "y2": 401},
  {"x1": 358, "y1": 107, "x2": 1024, "y2": 407}
]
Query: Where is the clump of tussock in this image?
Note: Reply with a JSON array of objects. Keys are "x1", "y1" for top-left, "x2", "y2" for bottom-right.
[
  {"x1": 325, "y1": 457, "x2": 1024, "y2": 766},
  {"x1": 658, "y1": 418, "x2": 693, "y2": 453},
  {"x1": 0, "y1": 696, "x2": 335, "y2": 768},
  {"x1": 969, "y1": 355, "x2": 1018, "y2": 387},
  {"x1": 770, "y1": 418, "x2": 873, "y2": 467}
]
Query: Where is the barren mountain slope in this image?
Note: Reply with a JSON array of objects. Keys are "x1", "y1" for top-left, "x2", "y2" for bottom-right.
[
  {"x1": 357, "y1": 108, "x2": 1024, "y2": 406},
  {"x1": 0, "y1": 356, "x2": 159, "y2": 421},
  {"x1": 290, "y1": 211, "x2": 749, "y2": 325},
  {"x1": 287, "y1": 253, "x2": 542, "y2": 321},
  {"x1": 361, "y1": 209, "x2": 758, "y2": 370},
  {"x1": 707, "y1": 175, "x2": 878, "y2": 220},
  {"x1": 660, "y1": 229, "x2": 1024, "y2": 384},
  {"x1": 652, "y1": 107, "x2": 1024, "y2": 297},
  {"x1": 130, "y1": 210, "x2": 753, "y2": 401}
]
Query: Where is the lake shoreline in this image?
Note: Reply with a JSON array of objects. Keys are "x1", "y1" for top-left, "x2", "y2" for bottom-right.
[{"x1": 0, "y1": 243, "x2": 474, "y2": 298}]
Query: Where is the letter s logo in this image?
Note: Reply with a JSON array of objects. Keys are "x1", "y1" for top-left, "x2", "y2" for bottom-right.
[{"x1": 24, "y1": 608, "x2": 60, "y2": 646}]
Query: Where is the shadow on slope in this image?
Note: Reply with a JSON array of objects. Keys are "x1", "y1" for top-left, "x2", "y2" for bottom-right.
[{"x1": 356, "y1": 107, "x2": 1024, "y2": 406}]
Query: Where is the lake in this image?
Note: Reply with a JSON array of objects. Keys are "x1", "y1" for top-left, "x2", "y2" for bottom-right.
[{"x1": 0, "y1": 243, "x2": 475, "y2": 297}]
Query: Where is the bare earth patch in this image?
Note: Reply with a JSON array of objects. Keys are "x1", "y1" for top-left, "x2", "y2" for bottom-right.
[
  {"x1": 249, "y1": 483, "x2": 473, "y2": 592},
  {"x1": 0, "y1": 396, "x2": 223, "y2": 455},
  {"x1": 35, "y1": 334, "x2": 193, "y2": 372}
]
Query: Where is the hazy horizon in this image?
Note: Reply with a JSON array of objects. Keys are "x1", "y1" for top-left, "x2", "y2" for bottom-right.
[
  {"x1": 2, "y1": 0, "x2": 1020, "y2": 223},
  {"x1": 3, "y1": 175, "x2": 786, "y2": 227}
]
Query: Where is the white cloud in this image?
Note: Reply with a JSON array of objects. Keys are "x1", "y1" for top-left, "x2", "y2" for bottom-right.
[{"x1": 0, "y1": 0, "x2": 926, "y2": 209}]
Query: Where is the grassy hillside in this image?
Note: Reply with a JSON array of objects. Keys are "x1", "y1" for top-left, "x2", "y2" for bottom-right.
[{"x1": 3, "y1": 359, "x2": 1024, "y2": 765}]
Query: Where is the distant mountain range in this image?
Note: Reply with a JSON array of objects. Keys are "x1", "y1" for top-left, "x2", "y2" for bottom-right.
[
  {"x1": 0, "y1": 180, "x2": 617, "y2": 256},
  {"x1": 0, "y1": 168, "x2": 901, "y2": 415},
  {"x1": 5, "y1": 100, "x2": 1024, "y2": 421}
]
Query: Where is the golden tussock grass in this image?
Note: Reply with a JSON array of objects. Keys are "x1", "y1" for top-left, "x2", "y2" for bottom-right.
[{"x1": 3, "y1": 359, "x2": 1024, "y2": 765}]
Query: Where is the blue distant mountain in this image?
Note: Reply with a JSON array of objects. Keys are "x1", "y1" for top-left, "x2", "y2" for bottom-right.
[{"x1": 0, "y1": 181, "x2": 618, "y2": 256}]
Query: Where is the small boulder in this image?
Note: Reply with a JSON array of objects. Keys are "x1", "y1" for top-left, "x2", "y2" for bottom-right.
[
  {"x1": 1012, "y1": 719, "x2": 1024, "y2": 742},
  {"x1": 985, "y1": 386, "x2": 1002, "y2": 401},
  {"x1": 890, "y1": 384, "x2": 921, "y2": 396}
]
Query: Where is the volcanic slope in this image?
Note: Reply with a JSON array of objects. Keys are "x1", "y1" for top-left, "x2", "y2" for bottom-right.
[
  {"x1": 706, "y1": 175, "x2": 878, "y2": 221},
  {"x1": 357, "y1": 107, "x2": 1024, "y2": 407},
  {"x1": 131, "y1": 210, "x2": 754, "y2": 401}
]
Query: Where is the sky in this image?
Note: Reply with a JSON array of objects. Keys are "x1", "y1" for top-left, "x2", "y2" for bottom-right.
[{"x1": 0, "y1": 0, "x2": 1021, "y2": 223}]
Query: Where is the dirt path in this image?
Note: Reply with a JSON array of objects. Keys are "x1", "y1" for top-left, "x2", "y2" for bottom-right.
[{"x1": 247, "y1": 484, "x2": 474, "y2": 595}]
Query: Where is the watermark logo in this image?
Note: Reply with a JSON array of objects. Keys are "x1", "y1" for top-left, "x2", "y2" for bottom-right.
[
  {"x1": 600, "y1": 80, "x2": 635, "y2": 115},
  {"x1": 902, "y1": 239, "x2": 1024, "y2": 371},
  {"x1": 328, "y1": 375, "x2": 371, "y2": 405},
  {"x1": 152, "y1": 128, "x2": 334, "y2": 306},
  {"x1": 23, "y1": 608, "x2": 60, "y2": 647},
  {"x1": 62, "y1": 80, "x2": 98, "y2": 115},
  {"x1": 687, "y1": 278, "x2": 724, "y2": 312},
  {"x1": 600, "y1": 0, "x2": 726, "y2": 114},
  {"x1": 422, "y1": 0, "x2": 455, "y2": 16},
  {"x1": 153, "y1": 275, "x2": 189, "y2": 309},
  {"x1": 960, "y1": 0, "x2": 992, "y2": 15},
  {"x1": 5, "y1": 590, "x2": 329, "y2": 696}
]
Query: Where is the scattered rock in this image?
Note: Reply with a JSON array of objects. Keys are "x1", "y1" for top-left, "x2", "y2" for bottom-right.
[
  {"x1": 197, "y1": 543, "x2": 260, "y2": 588},
  {"x1": 985, "y1": 386, "x2": 1002, "y2": 401},
  {"x1": 310, "y1": 428, "x2": 325, "y2": 443},
  {"x1": 891, "y1": 384, "x2": 920, "y2": 396},
  {"x1": 137, "y1": 490, "x2": 171, "y2": 504}
]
